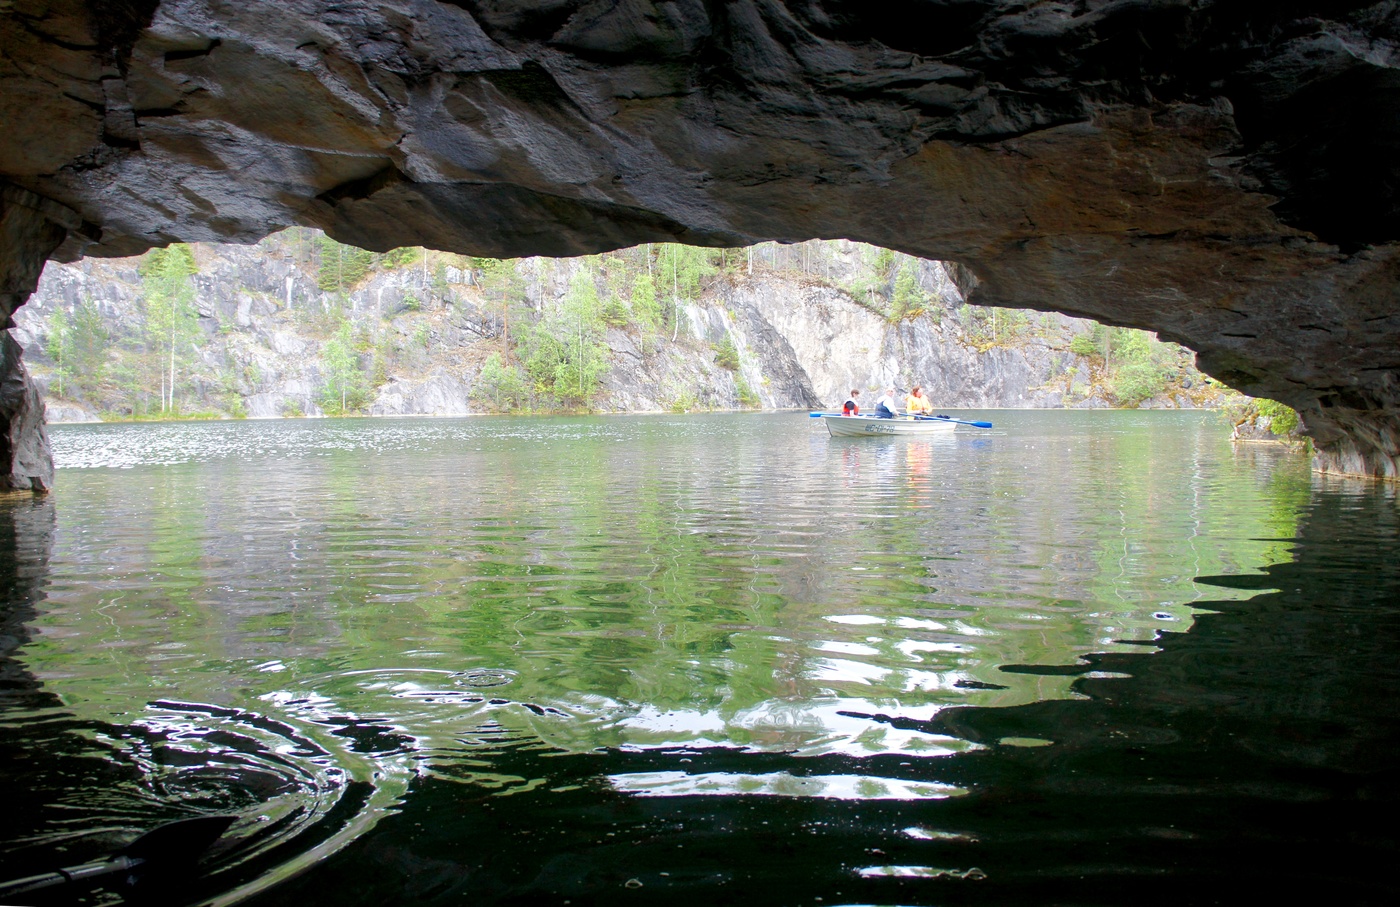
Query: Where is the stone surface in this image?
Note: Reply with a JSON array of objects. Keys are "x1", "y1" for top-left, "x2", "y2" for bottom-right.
[
  {"x1": 2, "y1": 1, "x2": 1399, "y2": 477},
  {"x1": 0, "y1": 187, "x2": 66, "y2": 492},
  {"x1": 23, "y1": 239, "x2": 1148, "y2": 419},
  {"x1": 0, "y1": 331, "x2": 52, "y2": 492}
]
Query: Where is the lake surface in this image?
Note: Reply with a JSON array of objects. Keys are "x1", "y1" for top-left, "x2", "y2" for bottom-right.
[{"x1": 1, "y1": 411, "x2": 1396, "y2": 905}]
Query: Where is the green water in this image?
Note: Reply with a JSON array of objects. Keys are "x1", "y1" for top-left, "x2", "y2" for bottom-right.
[{"x1": 1, "y1": 411, "x2": 1395, "y2": 905}]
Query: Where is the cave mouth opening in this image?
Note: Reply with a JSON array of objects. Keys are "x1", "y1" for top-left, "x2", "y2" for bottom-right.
[{"x1": 18, "y1": 229, "x2": 1248, "y2": 438}]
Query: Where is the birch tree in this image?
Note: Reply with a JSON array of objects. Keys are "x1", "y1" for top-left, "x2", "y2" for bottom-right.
[
  {"x1": 141, "y1": 245, "x2": 200, "y2": 413},
  {"x1": 320, "y1": 321, "x2": 366, "y2": 414}
]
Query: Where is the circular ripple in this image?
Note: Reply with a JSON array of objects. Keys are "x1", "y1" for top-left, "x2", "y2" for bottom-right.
[
  {"x1": 451, "y1": 669, "x2": 518, "y2": 688},
  {"x1": 122, "y1": 699, "x2": 410, "y2": 906}
]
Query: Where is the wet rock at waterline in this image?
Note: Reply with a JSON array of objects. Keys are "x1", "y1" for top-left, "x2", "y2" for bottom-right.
[{"x1": 2, "y1": 2, "x2": 1399, "y2": 478}]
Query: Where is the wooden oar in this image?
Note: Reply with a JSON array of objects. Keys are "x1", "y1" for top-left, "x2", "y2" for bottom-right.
[{"x1": 0, "y1": 815, "x2": 235, "y2": 902}]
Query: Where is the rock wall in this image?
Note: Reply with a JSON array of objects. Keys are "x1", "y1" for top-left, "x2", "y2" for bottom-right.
[
  {"x1": 19, "y1": 236, "x2": 1188, "y2": 421},
  {"x1": 0, "y1": 186, "x2": 66, "y2": 492},
  {"x1": 3, "y1": 3, "x2": 1397, "y2": 477},
  {"x1": 725, "y1": 278, "x2": 1077, "y2": 411}
]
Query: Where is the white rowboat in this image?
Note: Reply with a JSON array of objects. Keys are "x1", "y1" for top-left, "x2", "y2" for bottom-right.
[{"x1": 821, "y1": 415, "x2": 959, "y2": 437}]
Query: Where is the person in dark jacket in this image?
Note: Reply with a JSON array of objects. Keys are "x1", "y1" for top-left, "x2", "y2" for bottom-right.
[{"x1": 874, "y1": 387, "x2": 900, "y2": 418}]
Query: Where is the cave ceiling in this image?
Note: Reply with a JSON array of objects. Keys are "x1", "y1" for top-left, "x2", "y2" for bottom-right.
[{"x1": 2, "y1": 1, "x2": 1399, "y2": 479}]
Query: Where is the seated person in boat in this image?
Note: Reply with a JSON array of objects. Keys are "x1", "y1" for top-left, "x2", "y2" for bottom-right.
[
  {"x1": 874, "y1": 387, "x2": 900, "y2": 418},
  {"x1": 842, "y1": 389, "x2": 861, "y2": 415},
  {"x1": 905, "y1": 385, "x2": 933, "y2": 415}
]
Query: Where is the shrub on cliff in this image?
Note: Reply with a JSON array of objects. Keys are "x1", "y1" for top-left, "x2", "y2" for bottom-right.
[
  {"x1": 1110, "y1": 361, "x2": 1167, "y2": 406},
  {"x1": 1256, "y1": 398, "x2": 1301, "y2": 435},
  {"x1": 712, "y1": 336, "x2": 740, "y2": 370},
  {"x1": 473, "y1": 353, "x2": 529, "y2": 412}
]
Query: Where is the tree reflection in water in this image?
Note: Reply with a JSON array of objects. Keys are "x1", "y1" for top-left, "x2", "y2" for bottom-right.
[{"x1": 0, "y1": 415, "x2": 1394, "y2": 905}]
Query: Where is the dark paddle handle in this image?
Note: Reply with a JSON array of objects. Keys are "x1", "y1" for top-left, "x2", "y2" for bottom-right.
[
  {"x1": 0, "y1": 816, "x2": 233, "y2": 901},
  {"x1": 0, "y1": 857, "x2": 138, "y2": 899}
]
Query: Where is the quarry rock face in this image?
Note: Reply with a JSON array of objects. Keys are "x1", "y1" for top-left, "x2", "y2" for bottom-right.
[
  {"x1": 2, "y1": 1, "x2": 1399, "y2": 479},
  {"x1": 24, "y1": 242, "x2": 1108, "y2": 419}
]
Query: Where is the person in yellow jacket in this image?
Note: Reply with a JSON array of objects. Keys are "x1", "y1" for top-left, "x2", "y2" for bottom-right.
[{"x1": 905, "y1": 385, "x2": 933, "y2": 415}]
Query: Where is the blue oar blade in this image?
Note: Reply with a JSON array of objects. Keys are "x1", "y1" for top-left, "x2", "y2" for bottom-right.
[{"x1": 918, "y1": 415, "x2": 994, "y2": 428}]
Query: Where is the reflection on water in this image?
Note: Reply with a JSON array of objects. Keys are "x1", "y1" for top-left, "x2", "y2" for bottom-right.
[{"x1": 3, "y1": 412, "x2": 1396, "y2": 904}]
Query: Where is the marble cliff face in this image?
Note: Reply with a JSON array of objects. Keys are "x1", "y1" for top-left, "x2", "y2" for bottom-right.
[{"x1": 2, "y1": 1, "x2": 1398, "y2": 484}]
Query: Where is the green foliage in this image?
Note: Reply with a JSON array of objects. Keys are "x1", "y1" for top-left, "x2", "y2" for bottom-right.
[
  {"x1": 138, "y1": 244, "x2": 197, "y2": 280},
  {"x1": 669, "y1": 390, "x2": 700, "y2": 413},
  {"x1": 45, "y1": 307, "x2": 71, "y2": 397},
  {"x1": 956, "y1": 304, "x2": 993, "y2": 346},
  {"x1": 316, "y1": 236, "x2": 377, "y2": 292},
  {"x1": 1113, "y1": 328, "x2": 1151, "y2": 363},
  {"x1": 223, "y1": 394, "x2": 248, "y2": 418},
  {"x1": 630, "y1": 272, "x2": 661, "y2": 335},
  {"x1": 1069, "y1": 331, "x2": 1101, "y2": 358},
  {"x1": 380, "y1": 246, "x2": 422, "y2": 269},
  {"x1": 368, "y1": 333, "x2": 392, "y2": 388},
  {"x1": 842, "y1": 274, "x2": 883, "y2": 312},
  {"x1": 991, "y1": 307, "x2": 1028, "y2": 341},
  {"x1": 712, "y1": 335, "x2": 740, "y2": 370},
  {"x1": 57, "y1": 230, "x2": 1232, "y2": 422},
  {"x1": 601, "y1": 293, "x2": 630, "y2": 328},
  {"x1": 69, "y1": 299, "x2": 110, "y2": 383},
  {"x1": 655, "y1": 244, "x2": 720, "y2": 328},
  {"x1": 430, "y1": 262, "x2": 450, "y2": 296},
  {"x1": 889, "y1": 260, "x2": 924, "y2": 321},
  {"x1": 319, "y1": 321, "x2": 368, "y2": 414},
  {"x1": 735, "y1": 374, "x2": 759, "y2": 407},
  {"x1": 601, "y1": 263, "x2": 631, "y2": 327},
  {"x1": 282, "y1": 398, "x2": 304, "y2": 418},
  {"x1": 565, "y1": 266, "x2": 601, "y2": 322},
  {"x1": 476, "y1": 258, "x2": 524, "y2": 303},
  {"x1": 1106, "y1": 329, "x2": 1174, "y2": 405},
  {"x1": 104, "y1": 356, "x2": 144, "y2": 416},
  {"x1": 956, "y1": 304, "x2": 1030, "y2": 346},
  {"x1": 49, "y1": 298, "x2": 123, "y2": 401},
  {"x1": 1109, "y1": 361, "x2": 1167, "y2": 406},
  {"x1": 519, "y1": 267, "x2": 609, "y2": 405},
  {"x1": 476, "y1": 257, "x2": 528, "y2": 348},
  {"x1": 141, "y1": 244, "x2": 202, "y2": 412},
  {"x1": 1256, "y1": 398, "x2": 1301, "y2": 435},
  {"x1": 473, "y1": 352, "x2": 530, "y2": 412}
]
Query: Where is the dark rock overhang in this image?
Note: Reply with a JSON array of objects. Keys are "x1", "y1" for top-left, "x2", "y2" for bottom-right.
[{"x1": 2, "y1": 0, "x2": 1398, "y2": 482}]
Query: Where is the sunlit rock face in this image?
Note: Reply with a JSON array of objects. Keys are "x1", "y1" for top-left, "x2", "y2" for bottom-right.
[{"x1": 2, "y1": 1, "x2": 1399, "y2": 477}]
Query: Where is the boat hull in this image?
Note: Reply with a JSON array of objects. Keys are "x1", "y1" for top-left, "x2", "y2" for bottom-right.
[{"x1": 822, "y1": 415, "x2": 958, "y2": 437}]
